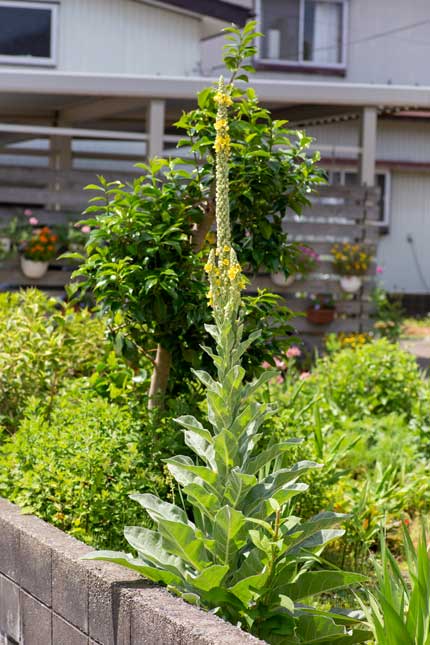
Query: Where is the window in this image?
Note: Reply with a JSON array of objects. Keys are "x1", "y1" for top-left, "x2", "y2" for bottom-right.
[
  {"x1": 258, "y1": 0, "x2": 346, "y2": 69},
  {"x1": 0, "y1": 1, "x2": 57, "y2": 66},
  {"x1": 327, "y1": 168, "x2": 391, "y2": 227}
]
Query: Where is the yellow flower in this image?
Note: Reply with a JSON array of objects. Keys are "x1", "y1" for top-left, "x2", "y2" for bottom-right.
[
  {"x1": 214, "y1": 134, "x2": 231, "y2": 153},
  {"x1": 204, "y1": 262, "x2": 213, "y2": 273},
  {"x1": 227, "y1": 264, "x2": 241, "y2": 281},
  {"x1": 222, "y1": 258, "x2": 230, "y2": 266},
  {"x1": 214, "y1": 119, "x2": 228, "y2": 131},
  {"x1": 223, "y1": 245, "x2": 231, "y2": 253},
  {"x1": 214, "y1": 92, "x2": 233, "y2": 107}
]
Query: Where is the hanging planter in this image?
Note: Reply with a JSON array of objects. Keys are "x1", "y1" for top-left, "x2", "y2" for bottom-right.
[
  {"x1": 306, "y1": 306, "x2": 336, "y2": 325},
  {"x1": 271, "y1": 272, "x2": 296, "y2": 287},
  {"x1": 306, "y1": 293, "x2": 336, "y2": 325},
  {"x1": 340, "y1": 275, "x2": 362, "y2": 293},
  {"x1": 20, "y1": 257, "x2": 49, "y2": 279}
]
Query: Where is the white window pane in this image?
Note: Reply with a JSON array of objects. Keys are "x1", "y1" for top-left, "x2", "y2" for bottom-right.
[
  {"x1": 0, "y1": 5, "x2": 52, "y2": 58},
  {"x1": 304, "y1": 1, "x2": 343, "y2": 64},
  {"x1": 344, "y1": 171, "x2": 358, "y2": 186},
  {"x1": 262, "y1": 0, "x2": 300, "y2": 61}
]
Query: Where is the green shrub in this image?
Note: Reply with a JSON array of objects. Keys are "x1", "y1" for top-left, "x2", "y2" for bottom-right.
[
  {"x1": 299, "y1": 338, "x2": 429, "y2": 422},
  {"x1": 0, "y1": 289, "x2": 109, "y2": 430},
  {"x1": 0, "y1": 383, "x2": 183, "y2": 549},
  {"x1": 260, "y1": 341, "x2": 430, "y2": 569}
]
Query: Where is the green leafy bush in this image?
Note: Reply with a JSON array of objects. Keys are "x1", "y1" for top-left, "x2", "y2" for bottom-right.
[
  {"x1": 299, "y1": 338, "x2": 429, "y2": 422},
  {"x1": 0, "y1": 289, "x2": 109, "y2": 430},
  {"x1": 261, "y1": 341, "x2": 430, "y2": 569},
  {"x1": 0, "y1": 383, "x2": 183, "y2": 549}
]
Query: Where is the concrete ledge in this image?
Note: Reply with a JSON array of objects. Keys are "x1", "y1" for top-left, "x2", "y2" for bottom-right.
[{"x1": 0, "y1": 498, "x2": 265, "y2": 644}]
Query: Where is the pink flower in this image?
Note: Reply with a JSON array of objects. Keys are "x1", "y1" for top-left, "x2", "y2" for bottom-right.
[
  {"x1": 261, "y1": 361, "x2": 271, "y2": 369},
  {"x1": 299, "y1": 372, "x2": 311, "y2": 380},
  {"x1": 274, "y1": 356, "x2": 286, "y2": 370},
  {"x1": 276, "y1": 374, "x2": 284, "y2": 385},
  {"x1": 24, "y1": 209, "x2": 33, "y2": 217},
  {"x1": 81, "y1": 225, "x2": 91, "y2": 234},
  {"x1": 376, "y1": 265, "x2": 384, "y2": 274},
  {"x1": 286, "y1": 346, "x2": 301, "y2": 358},
  {"x1": 29, "y1": 217, "x2": 39, "y2": 226}
]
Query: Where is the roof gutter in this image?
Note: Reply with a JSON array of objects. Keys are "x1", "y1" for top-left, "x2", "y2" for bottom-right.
[{"x1": 2, "y1": 70, "x2": 430, "y2": 108}]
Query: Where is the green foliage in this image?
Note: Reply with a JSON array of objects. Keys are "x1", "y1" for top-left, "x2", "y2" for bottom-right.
[
  {"x1": 72, "y1": 23, "x2": 322, "y2": 396},
  {"x1": 301, "y1": 338, "x2": 427, "y2": 421},
  {"x1": 262, "y1": 340, "x2": 430, "y2": 570},
  {"x1": 0, "y1": 383, "x2": 182, "y2": 549},
  {"x1": 372, "y1": 286, "x2": 404, "y2": 342},
  {"x1": 362, "y1": 524, "x2": 430, "y2": 644},
  {"x1": 0, "y1": 289, "x2": 109, "y2": 430}
]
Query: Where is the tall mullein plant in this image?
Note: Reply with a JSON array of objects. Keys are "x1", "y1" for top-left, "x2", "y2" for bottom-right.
[{"x1": 85, "y1": 79, "x2": 370, "y2": 645}]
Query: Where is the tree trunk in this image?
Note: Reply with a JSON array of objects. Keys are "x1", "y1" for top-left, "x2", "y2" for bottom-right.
[
  {"x1": 148, "y1": 345, "x2": 172, "y2": 410},
  {"x1": 147, "y1": 195, "x2": 215, "y2": 409}
]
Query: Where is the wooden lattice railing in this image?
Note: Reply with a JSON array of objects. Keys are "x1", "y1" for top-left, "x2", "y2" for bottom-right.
[{"x1": 250, "y1": 184, "x2": 381, "y2": 346}]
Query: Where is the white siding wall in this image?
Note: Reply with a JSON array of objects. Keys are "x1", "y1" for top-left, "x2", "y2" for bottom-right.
[
  {"x1": 304, "y1": 120, "x2": 430, "y2": 293},
  {"x1": 57, "y1": 0, "x2": 201, "y2": 75},
  {"x1": 204, "y1": 0, "x2": 430, "y2": 86},
  {"x1": 377, "y1": 173, "x2": 430, "y2": 294}
]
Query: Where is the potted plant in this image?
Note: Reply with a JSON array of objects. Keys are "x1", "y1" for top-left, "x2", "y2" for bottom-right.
[
  {"x1": 306, "y1": 293, "x2": 336, "y2": 325},
  {"x1": 20, "y1": 226, "x2": 58, "y2": 279},
  {"x1": 331, "y1": 242, "x2": 371, "y2": 293},
  {"x1": 272, "y1": 245, "x2": 319, "y2": 286},
  {"x1": 67, "y1": 222, "x2": 91, "y2": 254}
]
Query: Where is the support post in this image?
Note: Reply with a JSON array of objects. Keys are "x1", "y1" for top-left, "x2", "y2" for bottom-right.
[
  {"x1": 49, "y1": 135, "x2": 72, "y2": 211},
  {"x1": 147, "y1": 99, "x2": 165, "y2": 158},
  {"x1": 359, "y1": 107, "x2": 377, "y2": 187}
]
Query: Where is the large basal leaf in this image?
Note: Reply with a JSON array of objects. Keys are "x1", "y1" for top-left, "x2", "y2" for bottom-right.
[
  {"x1": 285, "y1": 512, "x2": 349, "y2": 554},
  {"x1": 186, "y1": 564, "x2": 229, "y2": 592},
  {"x1": 158, "y1": 518, "x2": 208, "y2": 571},
  {"x1": 173, "y1": 415, "x2": 213, "y2": 443},
  {"x1": 295, "y1": 613, "x2": 354, "y2": 643},
  {"x1": 82, "y1": 550, "x2": 183, "y2": 587},
  {"x1": 182, "y1": 482, "x2": 219, "y2": 517},
  {"x1": 280, "y1": 571, "x2": 366, "y2": 601},
  {"x1": 223, "y1": 467, "x2": 257, "y2": 507},
  {"x1": 124, "y1": 526, "x2": 185, "y2": 577},
  {"x1": 243, "y1": 440, "x2": 303, "y2": 476},
  {"x1": 130, "y1": 492, "x2": 191, "y2": 525},
  {"x1": 286, "y1": 529, "x2": 345, "y2": 555},
  {"x1": 229, "y1": 570, "x2": 270, "y2": 605},
  {"x1": 213, "y1": 429, "x2": 239, "y2": 475},
  {"x1": 166, "y1": 455, "x2": 218, "y2": 487},
  {"x1": 213, "y1": 505, "x2": 247, "y2": 566}
]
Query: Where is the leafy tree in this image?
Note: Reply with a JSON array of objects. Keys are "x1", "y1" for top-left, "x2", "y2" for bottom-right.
[{"x1": 71, "y1": 22, "x2": 323, "y2": 407}]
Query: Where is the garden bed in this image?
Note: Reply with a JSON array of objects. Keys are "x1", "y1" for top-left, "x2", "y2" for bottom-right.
[{"x1": 0, "y1": 498, "x2": 263, "y2": 645}]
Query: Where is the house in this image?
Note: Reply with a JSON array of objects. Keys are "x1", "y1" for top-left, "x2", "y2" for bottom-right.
[
  {"x1": 202, "y1": 0, "x2": 430, "y2": 303},
  {"x1": 0, "y1": 0, "x2": 429, "y2": 303}
]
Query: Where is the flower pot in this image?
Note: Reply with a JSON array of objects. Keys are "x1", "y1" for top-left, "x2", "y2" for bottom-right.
[
  {"x1": 271, "y1": 272, "x2": 295, "y2": 287},
  {"x1": 306, "y1": 307, "x2": 336, "y2": 325},
  {"x1": 340, "y1": 276, "x2": 362, "y2": 293},
  {"x1": 20, "y1": 257, "x2": 49, "y2": 279}
]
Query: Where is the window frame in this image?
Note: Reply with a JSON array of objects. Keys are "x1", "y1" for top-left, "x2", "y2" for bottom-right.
[
  {"x1": 326, "y1": 166, "x2": 391, "y2": 227},
  {"x1": 0, "y1": 0, "x2": 58, "y2": 67},
  {"x1": 255, "y1": 0, "x2": 348, "y2": 71}
]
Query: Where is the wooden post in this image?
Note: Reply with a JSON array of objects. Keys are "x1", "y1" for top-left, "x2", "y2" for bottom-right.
[
  {"x1": 359, "y1": 107, "x2": 377, "y2": 187},
  {"x1": 147, "y1": 99, "x2": 165, "y2": 158},
  {"x1": 49, "y1": 135, "x2": 72, "y2": 211}
]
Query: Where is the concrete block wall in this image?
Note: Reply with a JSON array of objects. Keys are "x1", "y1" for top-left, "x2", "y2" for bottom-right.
[{"x1": 0, "y1": 498, "x2": 264, "y2": 645}]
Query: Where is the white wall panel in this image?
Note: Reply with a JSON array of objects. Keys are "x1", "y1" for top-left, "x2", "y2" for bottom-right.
[
  {"x1": 377, "y1": 172, "x2": 430, "y2": 294},
  {"x1": 57, "y1": 0, "x2": 200, "y2": 75}
]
